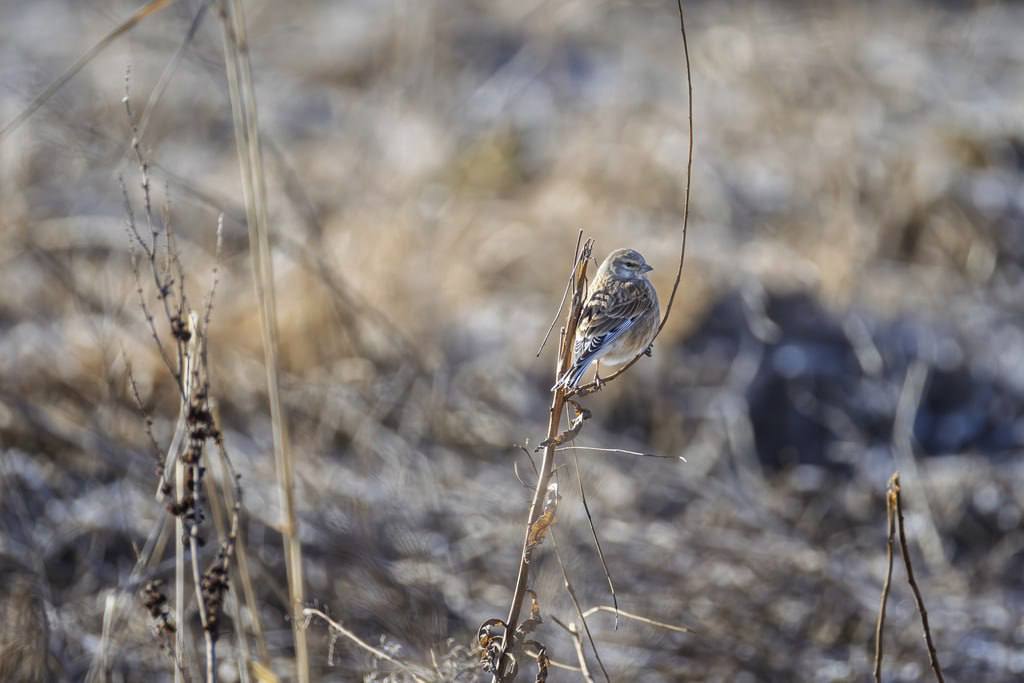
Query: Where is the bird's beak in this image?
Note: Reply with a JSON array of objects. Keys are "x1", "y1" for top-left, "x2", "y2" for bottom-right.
[{"x1": 641, "y1": 263, "x2": 653, "y2": 273}]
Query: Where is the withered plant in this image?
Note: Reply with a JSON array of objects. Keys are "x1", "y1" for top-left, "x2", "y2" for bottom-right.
[
  {"x1": 90, "y1": 83, "x2": 251, "y2": 683},
  {"x1": 480, "y1": 3, "x2": 695, "y2": 680}
]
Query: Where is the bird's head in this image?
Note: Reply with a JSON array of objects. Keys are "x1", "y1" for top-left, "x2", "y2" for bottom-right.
[{"x1": 604, "y1": 248, "x2": 653, "y2": 280}]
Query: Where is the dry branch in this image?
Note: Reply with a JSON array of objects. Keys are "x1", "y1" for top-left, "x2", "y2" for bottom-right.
[
  {"x1": 873, "y1": 482, "x2": 897, "y2": 683},
  {"x1": 578, "y1": 606, "x2": 691, "y2": 634},
  {"x1": 893, "y1": 474, "x2": 947, "y2": 683},
  {"x1": 874, "y1": 473, "x2": 947, "y2": 683},
  {"x1": 487, "y1": 241, "x2": 593, "y2": 682},
  {"x1": 550, "y1": 618, "x2": 594, "y2": 683},
  {"x1": 113, "y1": 105, "x2": 244, "y2": 681}
]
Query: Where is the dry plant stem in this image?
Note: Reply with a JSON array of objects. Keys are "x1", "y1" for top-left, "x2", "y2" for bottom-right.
[
  {"x1": 568, "y1": 0, "x2": 693, "y2": 399},
  {"x1": 536, "y1": 230, "x2": 585, "y2": 358},
  {"x1": 579, "y1": 606, "x2": 691, "y2": 634},
  {"x1": 203, "y1": 216, "x2": 224, "y2": 331},
  {"x1": 495, "y1": 246, "x2": 592, "y2": 682},
  {"x1": 174, "y1": 455, "x2": 185, "y2": 683},
  {"x1": 551, "y1": 533, "x2": 610, "y2": 683},
  {"x1": 873, "y1": 483, "x2": 897, "y2": 683},
  {"x1": 892, "y1": 473, "x2": 947, "y2": 683},
  {"x1": 556, "y1": 446, "x2": 684, "y2": 461},
  {"x1": 120, "y1": 111, "x2": 180, "y2": 391},
  {"x1": 217, "y1": 1, "x2": 309, "y2": 678},
  {"x1": 125, "y1": 354, "x2": 164, "y2": 465},
  {"x1": 156, "y1": 390, "x2": 188, "y2": 497},
  {"x1": 226, "y1": 505, "x2": 269, "y2": 666},
  {"x1": 87, "y1": 514, "x2": 169, "y2": 682},
  {"x1": 175, "y1": 321, "x2": 199, "y2": 683},
  {"x1": 570, "y1": 452, "x2": 617, "y2": 628},
  {"x1": 204, "y1": 439, "x2": 245, "y2": 683},
  {"x1": 186, "y1": 320, "x2": 216, "y2": 683},
  {"x1": 566, "y1": 623, "x2": 595, "y2": 683},
  {"x1": 0, "y1": 0, "x2": 177, "y2": 139},
  {"x1": 202, "y1": 470, "x2": 250, "y2": 683},
  {"x1": 302, "y1": 609, "x2": 430, "y2": 683},
  {"x1": 124, "y1": 0, "x2": 213, "y2": 162},
  {"x1": 191, "y1": 523, "x2": 215, "y2": 683},
  {"x1": 214, "y1": 438, "x2": 270, "y2": 666}
]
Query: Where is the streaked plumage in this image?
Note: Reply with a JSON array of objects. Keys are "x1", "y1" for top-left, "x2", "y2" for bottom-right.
[{"x1": 553, "y1": 248, "x2": 660, "y2": 390}]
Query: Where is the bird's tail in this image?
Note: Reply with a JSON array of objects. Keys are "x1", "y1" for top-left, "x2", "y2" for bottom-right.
[{"x1": 551, "y1": 355, "x2": 594, "y2": 392}]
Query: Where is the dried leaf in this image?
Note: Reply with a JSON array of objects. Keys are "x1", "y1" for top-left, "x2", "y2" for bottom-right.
[
  {"x1": 537, "y1": 403, "x2": 591, "y2": 451},
  {"x1": 526, "y1": 483, "x2": 560, "y2": 558},
  {"x1": 516, "y1": 590, "x2": 543, "y2": 638},
  {"x1": 527, "y1": 511, "x2": 554, "y2": 555},
  {"x1": 476, "y1": 618, "x2": 507, "y2": 674},
  {"x1": 528, "y1": 642, "x2": 549, "y2": 682}
]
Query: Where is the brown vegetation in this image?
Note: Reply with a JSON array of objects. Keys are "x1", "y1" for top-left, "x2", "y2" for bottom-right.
[{"x1": 2, "y1": 1, "x2": 1024, "y2": 681}]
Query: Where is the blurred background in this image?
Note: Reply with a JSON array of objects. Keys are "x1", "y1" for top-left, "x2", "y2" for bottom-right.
[{"x1": 2, "y1": 0, "x2": 1024, "y2": 681}]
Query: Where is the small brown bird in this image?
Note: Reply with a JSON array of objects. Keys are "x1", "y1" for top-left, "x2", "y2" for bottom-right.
[{"x1": 553, "y1": 248, "x2": 660, "y2": 390}]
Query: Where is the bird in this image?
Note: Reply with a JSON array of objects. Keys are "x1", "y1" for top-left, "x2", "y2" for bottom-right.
[{"x1": 553, "y1": 248, "x2": 660, "y2": 391}]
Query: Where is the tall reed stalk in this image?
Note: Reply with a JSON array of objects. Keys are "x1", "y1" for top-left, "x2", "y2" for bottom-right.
[{"x1": 216, "y1": 1, "x2": 309, "y2": 679}]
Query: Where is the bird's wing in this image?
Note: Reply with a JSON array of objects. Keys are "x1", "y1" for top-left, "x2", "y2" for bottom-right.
[{"x1": 573, "y1": 278, "x2": 653, "y2": 359}]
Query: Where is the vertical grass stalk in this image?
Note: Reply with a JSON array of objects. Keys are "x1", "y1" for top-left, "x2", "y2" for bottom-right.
[{"x1": 216, "y1": 1, "x2": 308, "y2": 678}]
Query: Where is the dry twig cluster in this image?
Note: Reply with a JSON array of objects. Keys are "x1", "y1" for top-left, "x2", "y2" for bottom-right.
[{"x1": 98, "y1": 84, "x2": 251, "y2": 683}]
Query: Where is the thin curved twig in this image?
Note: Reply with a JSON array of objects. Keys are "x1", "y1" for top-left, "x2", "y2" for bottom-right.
[
  {"x1": 569, "y1": 0, "x2": 693, "y2": 399},
  {"x1": 571, "y1": 452, "x2": 618, "y2": 629},
  {"x1": 555, "y1": 445, "x2": 686, "y2": 462},
  {"x1": 302, "y1": 608, "x2": 431, "y2": 682},
  {"x1": 536, "y1": 230, "x2": 585, "y2": 358},
  {"x1": 579, "y1": 605, "x2": 692, "y2": 634},
  {"x1": 550, "y1": 617, "x2": 595, "y2": 683},
  {"x1": 551, "y1": 532, "x2": 610, "y2": 683}
]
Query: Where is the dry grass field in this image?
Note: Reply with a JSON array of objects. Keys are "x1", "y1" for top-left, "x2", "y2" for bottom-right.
[{"x1": 2, "y1": 1, "x2": 1024, "y2": 681}]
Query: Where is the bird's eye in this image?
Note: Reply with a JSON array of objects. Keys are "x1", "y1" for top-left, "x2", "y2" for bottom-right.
[{"x1": 625, "y1": 261, "x2": 638, "y2": 269}]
